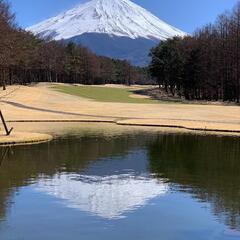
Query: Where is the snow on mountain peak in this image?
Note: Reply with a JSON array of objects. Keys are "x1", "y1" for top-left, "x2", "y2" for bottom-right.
[{"x1": 27, "y1": 0, "x2": 186, "y2": 41}]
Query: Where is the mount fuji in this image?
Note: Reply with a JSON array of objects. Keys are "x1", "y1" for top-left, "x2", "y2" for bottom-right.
[{"x1": 27, "y1": 0, "x2": 186, "y2": 66}]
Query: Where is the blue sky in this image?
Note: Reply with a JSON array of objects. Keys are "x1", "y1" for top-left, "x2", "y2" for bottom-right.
[{"x1": 9, "y1": 0, "x2": 239, "y2": 33}]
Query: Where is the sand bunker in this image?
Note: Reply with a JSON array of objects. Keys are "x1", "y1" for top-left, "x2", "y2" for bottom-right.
[{"x1": 129, "y1": 94, "x2": 150, "y2": 99}]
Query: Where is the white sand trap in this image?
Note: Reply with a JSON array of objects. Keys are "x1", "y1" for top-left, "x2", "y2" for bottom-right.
[{"x1": 129, "y1": 94, "x2": 150, "y2": 99}]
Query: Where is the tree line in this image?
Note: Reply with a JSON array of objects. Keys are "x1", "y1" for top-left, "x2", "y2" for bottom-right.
[
  {"x1": 149, "y1": 3, "x2": 240, "y2": 102},
  {"x1": 0, "y1": 0, "x2": 150, "y2": 90}
]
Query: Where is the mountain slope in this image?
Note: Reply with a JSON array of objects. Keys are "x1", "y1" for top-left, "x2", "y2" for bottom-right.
[
  {"x1": 66, "y1": 33, "x2": 159, "y2": 66},
  {"x1": 27, "y1": 0, "x2": 186, "y2": 65}
]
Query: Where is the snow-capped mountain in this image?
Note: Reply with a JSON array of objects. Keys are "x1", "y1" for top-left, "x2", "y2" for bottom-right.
[
  {"x1": 27, "y1": 0, "x2": 186, "y2": 65},
  {"x1": 27, "y1": 0, "x2": 185, "y2": 41}
]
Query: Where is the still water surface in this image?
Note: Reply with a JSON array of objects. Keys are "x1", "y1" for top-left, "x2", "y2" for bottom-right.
[{"x1": 0, "y1": 131, "x2": 240, "y2": 239}]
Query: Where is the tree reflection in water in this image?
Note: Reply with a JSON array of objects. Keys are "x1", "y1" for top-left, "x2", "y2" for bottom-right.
[
  {"x1": 0, "y1": 132, "x2": 239, "y2": 231},
  {"x1": 147, "y1": 134, "x2": 240, "y2": 230}
]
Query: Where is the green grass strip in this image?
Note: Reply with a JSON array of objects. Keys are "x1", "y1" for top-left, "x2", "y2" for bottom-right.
[{"x1": 54, "y1": 85, "x2": 159, "y2": 104}]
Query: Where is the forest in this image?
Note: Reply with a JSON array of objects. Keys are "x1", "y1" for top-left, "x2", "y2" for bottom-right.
[
  {"x1": 149, "y1": 3, "x2": 240, "y2": 102},
  {"x1": 0, "y1": 0, "x2": 150, "y2": 89},
  {"x1": 2, "y1": 0, "x2": 240, "y2": 103}
]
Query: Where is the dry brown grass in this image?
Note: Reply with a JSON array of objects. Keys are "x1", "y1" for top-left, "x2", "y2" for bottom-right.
[
  {"x1": 0, "y1": 131, "x2": 52, "y2": 146},
  {"x1": 0, "y1": 83, "x2": 239, "y2": 138}
]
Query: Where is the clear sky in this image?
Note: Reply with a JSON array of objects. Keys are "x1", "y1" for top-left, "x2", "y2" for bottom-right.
[{"x1": 8, "y1": 0, "x2": 239, "y2": 33}]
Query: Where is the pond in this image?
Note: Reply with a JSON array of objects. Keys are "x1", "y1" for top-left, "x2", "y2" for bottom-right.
[{"x1": 0, "y1": 130, "x2": 240, "y2": 240}]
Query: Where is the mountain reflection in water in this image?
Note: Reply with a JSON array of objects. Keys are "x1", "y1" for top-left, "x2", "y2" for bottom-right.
[
  {"x1": 36, "y1": 173, "x2": 167, "y2": 219},
  {"x1": 0, "y1": 131, "x2": 240, "y2": 238}
]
